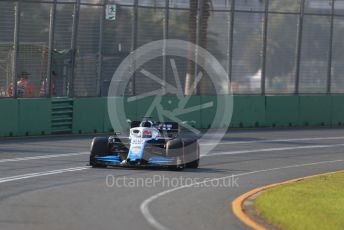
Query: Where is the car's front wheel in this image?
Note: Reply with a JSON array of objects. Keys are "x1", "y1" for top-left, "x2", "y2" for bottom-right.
[{"x1": 90, "y1": 137, "x2": 109, "y2": 168}]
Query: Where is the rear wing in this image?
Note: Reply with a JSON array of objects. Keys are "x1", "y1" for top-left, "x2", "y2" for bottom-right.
[
  {"x1": 130, "y1": 121, "x2": 180, "y2": 134},
  {"x1": 156, "y1": 122, "x2": 179, "y2": 134}
]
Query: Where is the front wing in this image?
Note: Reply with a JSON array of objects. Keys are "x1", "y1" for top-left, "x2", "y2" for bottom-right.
[{"x1": 93, "y1": 154, "x2": 178, "y2": 167}]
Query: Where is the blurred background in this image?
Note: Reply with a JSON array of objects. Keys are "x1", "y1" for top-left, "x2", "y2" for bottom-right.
[{"x1": 0, "y1": 0, "x2": 343, "y2": 98}]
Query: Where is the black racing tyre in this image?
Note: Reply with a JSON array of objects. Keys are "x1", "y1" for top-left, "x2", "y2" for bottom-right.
[
  {"x1": 183, "y1": 139, "x2": 200, "y2": 169},
  {"x1": 166, "y1": 138, "x2": 184, "y2": 170},
  {"x1": 90, "y1": 137, "x2": 109, "y2": 168},
  {"x1": 166, "y1": 138, "x2": 183, "y2": 157},
  {"x1": 186, "y1": 158, "x2": 199, "y2": 168}
]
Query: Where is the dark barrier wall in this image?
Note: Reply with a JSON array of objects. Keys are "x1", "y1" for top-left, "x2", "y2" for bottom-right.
[{"x1": 0, "y1": 96, "x2": 343, "y2": 137}]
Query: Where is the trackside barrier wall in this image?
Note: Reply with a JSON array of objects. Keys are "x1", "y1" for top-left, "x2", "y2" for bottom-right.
[
  {"x1": 0, "y1": 98, "x2": 51, "y2": 137},
  {"x1": 265, "y1": 96, "x2": 300, "y2": 127},
  {"x1": 332, "y1": 95, "x2": 344, "y2": 126},
  {"x1": 104, "y1": 97, "x2": 137, "y2": 133},
  {"x1": 73, "y1": 97, "x2": 106, "y2": 134},
  {"x1": 299, "y1": 96, "x2": 332, "y2": 126},
  {"x1": 18, "y1": 98, "x2": 52, "y2": 136},
  {"x1": 0, "y1": 99, "x2": 19, "y2": 137},
  {"x1": 230, "y1": 96, "x2": 266, "y2": 128},
  {"x1": 1, "y1": 96, "x2": 344, "y2": 137}
]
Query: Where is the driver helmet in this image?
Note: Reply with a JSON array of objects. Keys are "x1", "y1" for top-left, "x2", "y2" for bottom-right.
[
  {"x1": 140, "y1": 117, "x2": 153, "y2": 128},
  {"x1": 140, "y1": 121, "x2": 153, "y2": 128}
]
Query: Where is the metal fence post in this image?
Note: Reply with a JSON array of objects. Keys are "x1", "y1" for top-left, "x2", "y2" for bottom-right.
[
  {"x1": 96, "y1": 0, "x2": 106, "y2": 96},
  {"x1": 11, "y1": 0, "x2": 21, "y2": 98},
  {"x1": 162, "y1": 0, "x2": 169, "y2": 95},
  {"x1": 327, "y1": 0, "x2": 335, "y2": 95},
  {"x1": 228, "y1": 0, "x2": 235, "y2": 85},
  {"x1": 69, "y1": 0, "x2": 80, "y2": 97},
  {"x1": 46, "y1": 0, "x2": 56, "y2": 97},
  {"x1": 194, "y1": 0, "x2": 203, "y2": 95},
  {"x1": 130, "y1": 0, "x2": 138, "y2": 96},
  {"x1": 261, "y1": 0, "x2": 269, "y2": 96},
  {"x1": 294, "y1": 0, "x2": 305, "y2": 95}
]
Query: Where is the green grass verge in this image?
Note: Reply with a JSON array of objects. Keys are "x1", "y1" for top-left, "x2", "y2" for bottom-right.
[{"x1": 254, "y1": 172, "x2": 344, "y2": 230}]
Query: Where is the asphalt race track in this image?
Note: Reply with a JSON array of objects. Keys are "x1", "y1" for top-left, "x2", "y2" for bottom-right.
[{"x1": 0, "y1": 128, "x2": 343, "y2": 230}]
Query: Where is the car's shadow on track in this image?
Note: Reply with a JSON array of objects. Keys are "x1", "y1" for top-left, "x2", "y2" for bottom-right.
[
  {"x1": 95, "y1": 165, "x2": 235, "y2": 174},
  {"x1": 182, "y1": 167, "x2": 243, "y2": 174}
]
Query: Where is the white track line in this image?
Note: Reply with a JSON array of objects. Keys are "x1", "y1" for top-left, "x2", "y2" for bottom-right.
[
  {"x1": 140, "y1": 159, "x2": 344, "y2": 230},
  {"x1": 202, "y1": 143, "x2": 344, "y2": 157},
  {"x1": 0, "y1": 152, "x2": 89, "y2": 163},
  {"x1": 0, "y1": 166, "x2": 90, "y2": 184},
  {"x1": 200, "y1": 136, "x2": 344, "y2": 146}
]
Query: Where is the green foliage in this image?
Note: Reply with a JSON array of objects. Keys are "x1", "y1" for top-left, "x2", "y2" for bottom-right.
[{"x1": 255, "y1": 172, "x2": 344, "y2": 230}]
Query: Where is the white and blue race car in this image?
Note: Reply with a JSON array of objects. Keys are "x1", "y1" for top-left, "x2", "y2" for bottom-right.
[{"x1": 89, "y1": 118, "x2": 200, "y2": 170}]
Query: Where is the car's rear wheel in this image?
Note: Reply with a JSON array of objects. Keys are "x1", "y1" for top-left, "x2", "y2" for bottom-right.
[
  {"x1": 166, "y1": 138, "x2": 185, "y2": 170},
  {"x1": 186, "y1": 158, "x2": 199, "y2": 168},
  {"x1": 90, "y1": 137, "x2": 109, "y2": 168},
  {"x1": 183, "y1": 139, "x2": 200, "y2": 168}
]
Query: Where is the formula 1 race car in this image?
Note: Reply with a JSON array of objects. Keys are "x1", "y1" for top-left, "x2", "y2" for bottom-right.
[{"x1": 89, "y1": 117, "x2": 200, "y2": 170}]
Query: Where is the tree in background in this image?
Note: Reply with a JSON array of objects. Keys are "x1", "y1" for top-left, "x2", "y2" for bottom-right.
[{"x1": 185, "y1": 0, "x2": 211, "y2": 95}]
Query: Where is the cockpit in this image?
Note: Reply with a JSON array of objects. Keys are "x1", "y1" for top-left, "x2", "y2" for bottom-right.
[{"x1": 139, "y1": 117, "x2": 154, "y2": 128}]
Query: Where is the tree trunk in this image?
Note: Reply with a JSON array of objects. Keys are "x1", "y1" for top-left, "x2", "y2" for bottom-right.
[
  {"x1": 184, "y1": 0, "x2": 198, "y2": 96},
  {"x1": 185, "y1": 0, "x2": 210, "y2": 96}
]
